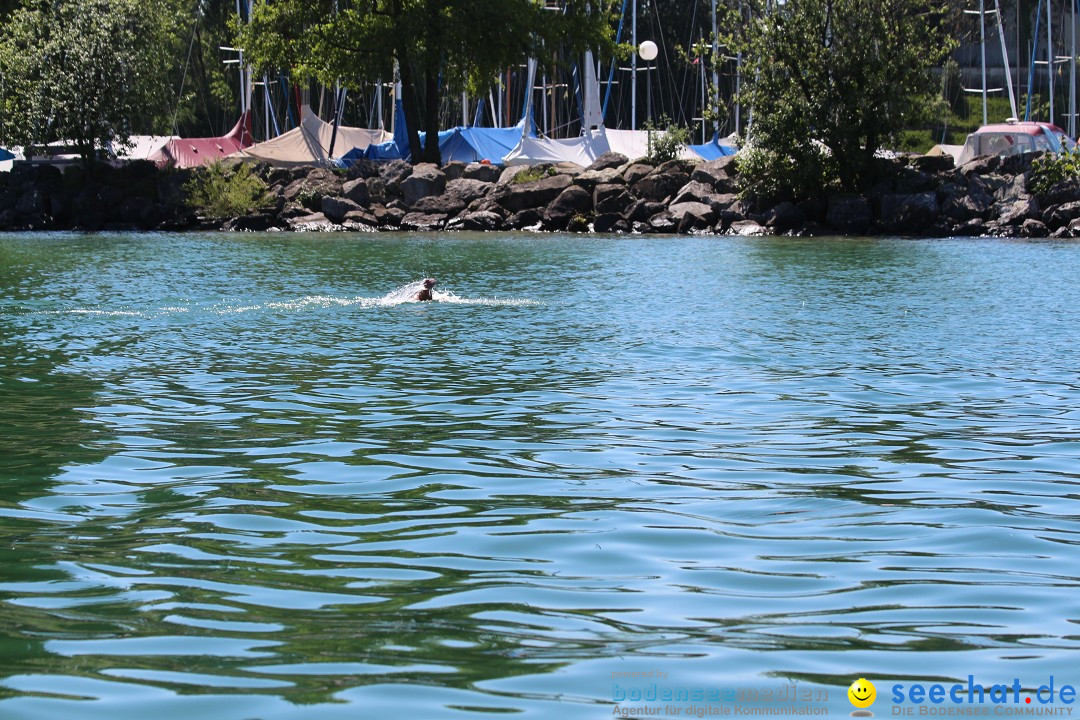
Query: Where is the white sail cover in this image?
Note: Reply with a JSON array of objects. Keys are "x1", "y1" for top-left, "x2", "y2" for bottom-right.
[
  {"x1": 232, "y1": 105, "x2": 392, "y2": 167},
  {"x1": 503, "y1": 127, "x2": 701, "y2": 166}
]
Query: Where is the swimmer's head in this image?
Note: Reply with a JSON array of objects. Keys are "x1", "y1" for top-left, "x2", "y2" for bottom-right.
[{"x1": 422, "y1": 278, "x2": 437, "y2": 289}]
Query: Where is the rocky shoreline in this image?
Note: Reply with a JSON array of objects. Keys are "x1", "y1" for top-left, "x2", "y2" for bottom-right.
[{"x1": 3, "y1": 150, "x2": 1080, "y2": 238}]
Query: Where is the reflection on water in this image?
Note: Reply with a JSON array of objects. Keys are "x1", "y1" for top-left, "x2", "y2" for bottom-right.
[{"x1": 1, "y1": 233, "x2": 1079, "y2": 718}]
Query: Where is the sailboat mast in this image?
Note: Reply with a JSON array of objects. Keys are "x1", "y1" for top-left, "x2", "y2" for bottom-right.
[
  {"x1": 632, "y1": 0, "x2": 638, "y2": 130},
  {"x1": 1071, "y1": 0, "x2": 1077, "y2": 136},
  {"x1": 980, "y1": 0, "x2": 988, "y2": 125},
  {"x1": 1048, "y1": 0, "x2": 1055, "y2": 125},
  {"x1": 711, "y1": 0, "x2": 719, "y2": 138}
]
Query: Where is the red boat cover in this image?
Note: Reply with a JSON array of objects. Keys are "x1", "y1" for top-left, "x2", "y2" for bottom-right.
[{"x1": 150, "y1": 112, "x2": 254, "y2": 169}]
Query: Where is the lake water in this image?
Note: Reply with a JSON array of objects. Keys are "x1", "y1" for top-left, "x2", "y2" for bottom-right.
[{"x1": 1, "y1": 232, "x2": 1079, "y2": 719}]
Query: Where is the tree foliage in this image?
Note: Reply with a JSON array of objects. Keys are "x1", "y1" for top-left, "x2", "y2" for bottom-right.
[
  {"x1": 735, "y1": 0, "x2": 955, "y2": 201},
  {"x1": 0, "y1": 0, "x2": 180, "y2": 161},
  {"x1": 238, "y1": 0, "x2": 618, "y2": 164}
]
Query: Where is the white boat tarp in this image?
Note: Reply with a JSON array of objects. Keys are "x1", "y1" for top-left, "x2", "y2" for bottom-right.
[
  {"x1": 504, "y1": 127, "x2": 703, "y2": 166},
  {"x1": 232, "y1": 105, "x2": 393, "y2": 167}
]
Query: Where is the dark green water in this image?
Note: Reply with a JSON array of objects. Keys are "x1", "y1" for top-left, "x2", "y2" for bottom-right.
[{"x1": 1, "y1": 232, "x2": 1079, "y2": 719}]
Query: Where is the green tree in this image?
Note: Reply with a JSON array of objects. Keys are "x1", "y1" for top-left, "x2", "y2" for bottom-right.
[
  {"x1": 0, "y1": 0, "x2": 180, "y2": 162},
  {"x1": 238, "y1": 0, "x2": 618, "y2": 165},
  {"x1": 735, "y1": 0, "x2": 954, "y2": 200}
]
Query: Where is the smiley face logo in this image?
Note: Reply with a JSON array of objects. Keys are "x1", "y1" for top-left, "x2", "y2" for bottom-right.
[{"x1": 848, "y1": 677, "x2": 876, "y2": 711}]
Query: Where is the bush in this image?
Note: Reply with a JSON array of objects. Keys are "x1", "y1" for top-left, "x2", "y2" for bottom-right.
[
  {"x1": 644, "y1": 117, "x2": 690, "y2": 165},
  {"x1": 1029, "y1": 149, "x2": 1080, "y2": 196},
  {"x1": 184, "y1": 161, "x2": 269, "y2": 219},
  {"x1": 512, "y1": 166, "x2": 556, "y2": 184}
]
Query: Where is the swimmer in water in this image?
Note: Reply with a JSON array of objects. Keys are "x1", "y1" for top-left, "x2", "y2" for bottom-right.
[{"x1": 415, "y1": 278, "x2": 436, "y2": 301}]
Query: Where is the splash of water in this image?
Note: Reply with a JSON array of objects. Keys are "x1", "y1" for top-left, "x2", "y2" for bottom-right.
[{"x1": 30, "y1": 281, "x2": 538, "y2": 318}]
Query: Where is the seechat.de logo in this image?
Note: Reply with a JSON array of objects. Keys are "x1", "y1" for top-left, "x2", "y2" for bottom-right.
[{"x1": 848, "y1": 677, "x2": 876, "y2": 717}]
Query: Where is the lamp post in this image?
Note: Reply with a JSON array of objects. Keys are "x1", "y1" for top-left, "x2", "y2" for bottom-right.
[{"x1": 639, "y1": 40, "x2": 658, "y2": 124}]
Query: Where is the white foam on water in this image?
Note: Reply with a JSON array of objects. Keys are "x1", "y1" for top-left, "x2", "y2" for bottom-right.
[{"x1": 30, "y1": 282, "x2": 537, "y2": 318}]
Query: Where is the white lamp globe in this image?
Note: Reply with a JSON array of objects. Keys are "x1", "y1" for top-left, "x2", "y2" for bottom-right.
[{"x1": 638, "y1": 40, "x2": 658, "y2": 62}]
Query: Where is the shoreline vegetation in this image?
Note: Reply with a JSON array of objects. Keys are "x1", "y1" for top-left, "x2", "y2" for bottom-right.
[{"x1": 3, "y1": 150, "x2": 1080, "y2": 239}]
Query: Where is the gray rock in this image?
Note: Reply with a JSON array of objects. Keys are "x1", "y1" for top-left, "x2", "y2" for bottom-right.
[
  {"x1": 574, "y1": 167, "x2": 624, "y2": 192},
  {"x1": 668, "y1": 201, "x2": 716, "y2": 233},
  {"x1": 953, "y1": 219, "x2": 989, "y2": 237},
  {"x1": 456, "y1": 210, "x2": 504, "y2": 231},
  {"x1": 826, "y1": 194, "x2": 872, "y2": 234},
  {"x1": 877, "y1": 192, "x2": 939, "y2": 233},
  {"x1": 647, "y1": 211, "x2": 678, "y2": 233},
  {"x1": 1045, "y1": 200, "x2": 1080, "y2": 229},
  {"x1": 321, "y1": 196, "x2": 364, "y2": 224},
  {"x1": 958, "y1": 155, "x2": 1001, "y2": 176},
  {"x1": 910, "y1": 155, "x2": 954, "y2": 173},
  {"x1": 412, "y1": 193, "x2": 469, "y2": 215},
  {"x1": 622, "y1": 163, "x2": 654, "y2": 185},
  {"x1": 995, "y1": 174, "x2": 1030, "y2": 203},
  {"x1": 943, "y1": 193, "x2": 993, "y2": 222},
  {"x1": 691, "y1": 155, "x2": 739, "y2": 192},
  {"x1": 289, "y1": 212, "x2": 335, "y2": 231},
  {"x1": 372, "y1": 205, "x2": 406, "y2": 227},
  {"x1": 400, "y1": 211, "x2": 447, "y2": 231},
  {"x1": 544, "y1": 185, "x2": 593, "y2": 230},
  {"x1": 442, "y1": 161, "x2": 466, "y2": 181},
  {"x1": 586, "y1": 152, "x2": 630, "y2": 172},
  {"x1": 1069, "y1": 217, "x2": 1080, "y2": 236},
  {"x1": 593, "y1": 213, "x2": 628, "y2": 233},
  {"x1": 765, "y1": 201, "x2": 806, "y2": 233},
  {"x1": 997, "y1": 196, "x2": 1040, "y2": 225},
  {"x1": 671, "y1": 180, "x2": 718, "y2": 207},
  {"x1": 401, "y1": 164, "x2": 447, "y2": 207},
  {"x1": 15, "y1": 188, "x2": 48, "y2": 217},
  {"x1": 342, "y1": 178, "x2": 370, "y2": 207},
  {"x1": 594, "y1": 186, "x2": 634, "y2": 215},
  {"x1": 625, "y1": 199, "x2": 666, "y2": 222},
  {"x1": 1020, "y1": 217, "x2": 1049, "y2": 237},
  {"x1": 462, "y1": 163, "x2": 502, "y2": 183},
  {"x1": 495, "y1": 174, "x2": 573, "y2": 213},
  {"x1": 633, "y1": 171, "x2": 688, "y2": 202},
  {"x1": 506, "y1": 208, "x2": 544, "y2": 230},
  {"x1": 727, "y1": 219, "x2": 769, "y2": 236},
  {"x1": 342, "y1": 209, "x2": 379, "y2": 227}
]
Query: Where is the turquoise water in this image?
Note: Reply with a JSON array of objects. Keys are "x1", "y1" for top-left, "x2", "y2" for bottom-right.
[{"x1": 1, "y1": 232, "x2": 1079, "y2": 719}]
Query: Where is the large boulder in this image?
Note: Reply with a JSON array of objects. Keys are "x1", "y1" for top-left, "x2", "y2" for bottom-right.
[
  {"x1": 594, "y1": 185, "x2": 634, "y2": 215},
  {"x1": 622, "y1": 163, "x2": 654, "y2": 185},
  {"x1": 826, "y1": 194, "x2": 873, "y2": 234},
  {"x1": 942, "y1": 192, "x2": 993, "y2": 222},
  {"x1": 401, "y1": 164, "x2": 447, "y2": 207},
  {"x1": 593, "y1": 213, "x2": 628, "y2": 233},
  {"x1": 958, "y1": 154, "x2": 1001, "y2": 176},
  {"x1": 463, "y1": 162, "x2": 503, "y2": 183},
  {"x1": 543, "y1": 185, "x2": 593, "y2": 229},
  {"x1": 400, "y1": 211, "x2": 447, "y2": 231},
  {"x1": 765, "y1": 201, "x2": 806, "y2": 234},
  {"x1": 691, "y1": 155, "x2": 739, "y2": 193},
  {"x1": 454, "y1": 210, "x2": 504, "y2": 231},
  {"x1": 321, "y1": 196, "x2": 364, "y2": 224},
  {"x1": 342, "y1": 178, "x2": 370, "y2": 207},
  {"x1": 877, "y1": 192, "x2": 940, "y2": 234},
  {"x1": 585, "y1": 152, "x2": 629, "y2": 172},
  {"x1": 494, "y1": 173, "x2": 573, "y2": 213},
  {"x1": 667, "y1": 201, "x2": 716, "y2": 233},
  {"x1": 1043, "y1": 200, "x2": 1080, "y2": 229},
  {"x1": 996, "y1": 196, "x2": 1040, "y2": 226},
  {"x1": 633, "y1": 170, "x2": 688, "y2": 202},
  {"x1": 573, "y1": 167, "x2": 624, "y2": 192},
  {"x1": 411, "y1": 178, "x2": 491, "y2": 215},
  {"x1": 506, "y1": 207, "x2": 544, "y2": 229}
]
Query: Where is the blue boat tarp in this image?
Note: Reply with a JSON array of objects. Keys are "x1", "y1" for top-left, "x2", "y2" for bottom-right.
[
  {"x1": 688, "y1": 136, "x2": 737, "y2": 161},
  {"x1": 0, "y1": 147, "x2": 14, "y2": 162},
  {"x1": 336, "y1": 98, "x2": 534, "y2": 166}
]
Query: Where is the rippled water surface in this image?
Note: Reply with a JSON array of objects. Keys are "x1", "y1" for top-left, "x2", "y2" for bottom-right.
[{"x1": 1, "y1": 232, "x2": 1079, "y2": 719}]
